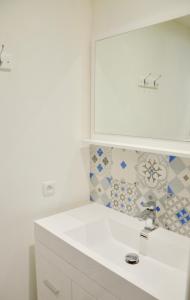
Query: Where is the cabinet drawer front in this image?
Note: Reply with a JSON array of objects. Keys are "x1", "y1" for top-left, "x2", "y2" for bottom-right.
[
  {"x1": 36, "y1": 242, "x2": 119, "y2": 300},
  {"x1": 72, "y1": 282, "x2": 96, "y2": 300},
  {"x1": 36, "y1": 254, "x2": 71, "y2": 300}
]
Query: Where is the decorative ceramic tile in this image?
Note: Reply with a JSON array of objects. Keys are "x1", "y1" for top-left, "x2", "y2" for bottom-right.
[
  {"x1": 89, "y1": 146, "x2": 190, "y2": 237},
  {"x1": 169, "y1": 156, "x2": 186, "y2": 174},
  {"x1": 90, "y1": 173, "x2": 111, "y2": 206},
  {"x1": 158, "y1": 196, "x2": 190, "y2": 237},
  {"x1": 167, "y1": 156, "x2": 190, "y2": 199},
  {"x1": 136, "y1": 153, "x2": 168, "y2": 190},
  {"x1": 110, "y1": 179, "x2": 139, "y2": 216},
  {"x1": 111, "y1": 148, "x2": 138, "y2": 182},
  {"x1": 90, "y1": 145, "x2": 112, "y2": 178}
]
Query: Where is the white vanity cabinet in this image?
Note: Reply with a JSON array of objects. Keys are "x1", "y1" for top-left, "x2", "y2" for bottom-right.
[
  {"x1": 36, "y1": 248, "x2": 71, "y2": 300},
  {"x1": 72, "y1": 283, "x2": 96, "y2": 300},
  {"x1": 72, "y1": 283, "x2": 117, "y2": 300},
  {"x1": 36, "y1": 242, "x2": 118, "y2": 300},
  {"x1": 35, "y1": 204, "x2": 188, "y2": 300}
]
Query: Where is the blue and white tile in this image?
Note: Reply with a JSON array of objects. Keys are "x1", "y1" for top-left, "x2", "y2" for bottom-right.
[
  {"x1": 90, "y1": 145, "x2": 112, "y2": 178},
  {"x1": 111, "y1": 148, "x2": 138, "y2": 182},
  {"x1": 89, "y1": 145, "x2": 190, "y2": 237},
  {"x1": 158, "y1": 196, "x2": 190, "y2": 237}
]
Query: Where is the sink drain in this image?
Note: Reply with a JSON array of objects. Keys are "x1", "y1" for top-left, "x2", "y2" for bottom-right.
[{"x1": 125, "y1": 253, "x2": 139, "y2": 265}]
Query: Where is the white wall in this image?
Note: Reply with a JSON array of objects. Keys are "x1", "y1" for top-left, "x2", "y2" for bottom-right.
[
  {"x1": 0, "y1": 1, "x2": 91, "y2": 300},
  {"x1": 92, "y1": 0, "x2": 190, "y2": 38}
]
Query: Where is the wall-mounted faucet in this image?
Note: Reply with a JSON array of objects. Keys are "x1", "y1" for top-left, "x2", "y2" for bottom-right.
[
  {"x1": 136, "y1": 200, "x2": 158, "y2": 239},
  {"x1": 137, "y1": 201, "x2": 158, "y2": 256}
]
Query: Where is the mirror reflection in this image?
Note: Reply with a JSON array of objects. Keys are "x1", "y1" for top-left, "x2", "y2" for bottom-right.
[{"x1": 95, "y1": 15, "x2": 190, "y2": 141}]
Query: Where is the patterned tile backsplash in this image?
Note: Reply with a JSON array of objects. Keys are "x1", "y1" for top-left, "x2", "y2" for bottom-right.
[{"x1": 90, "y1": 145, "x2": 190, "y2": 237}]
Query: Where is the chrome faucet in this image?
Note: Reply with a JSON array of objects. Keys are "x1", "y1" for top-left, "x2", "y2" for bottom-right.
[{"x1": 136, "y1": 201, "x2": 158, "y2": 238}]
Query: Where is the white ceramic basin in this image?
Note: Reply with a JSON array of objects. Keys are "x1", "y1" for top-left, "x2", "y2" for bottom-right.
[
  {"x1": 65, "y1": 205, "x2": 190, "y2": 272},
  {"x1": 35, "y1": 203, "x2": 190, "y2": 300},
  {"x1": 66, "y1": 218, "x2": 142, "y2": 259}
]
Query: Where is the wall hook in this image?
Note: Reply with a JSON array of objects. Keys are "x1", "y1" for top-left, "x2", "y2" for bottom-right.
[
  {"x1": 0, "y1": 44, "x2": 5, "y2": 66},
  {"x1": 144, "y1": 73, "x2": 152, "y2": 86},
  {"x1": 154, "y1": 74, "x2": 162, "y2": 87},
  {"x1": 139, "y1": 73, "x2": 161, "y2": 89}
]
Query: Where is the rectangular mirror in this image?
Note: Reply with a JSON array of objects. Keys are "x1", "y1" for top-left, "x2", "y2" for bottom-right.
[{"x1": 94, "y1": 15, "x2": 190, "y2": 141}]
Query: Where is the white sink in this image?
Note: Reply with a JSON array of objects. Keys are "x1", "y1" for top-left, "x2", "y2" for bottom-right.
[
  {"x1": 66, "y1": 218, "x2": 142, "y2": 257},
  {"x1": 35, "y1": 203, "x2": 190, "y2": 300}
]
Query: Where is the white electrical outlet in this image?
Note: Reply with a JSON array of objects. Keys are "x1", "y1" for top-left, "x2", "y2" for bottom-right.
[{"x1": 42, "y1": 181, "x2": 56, "y2": 197}]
